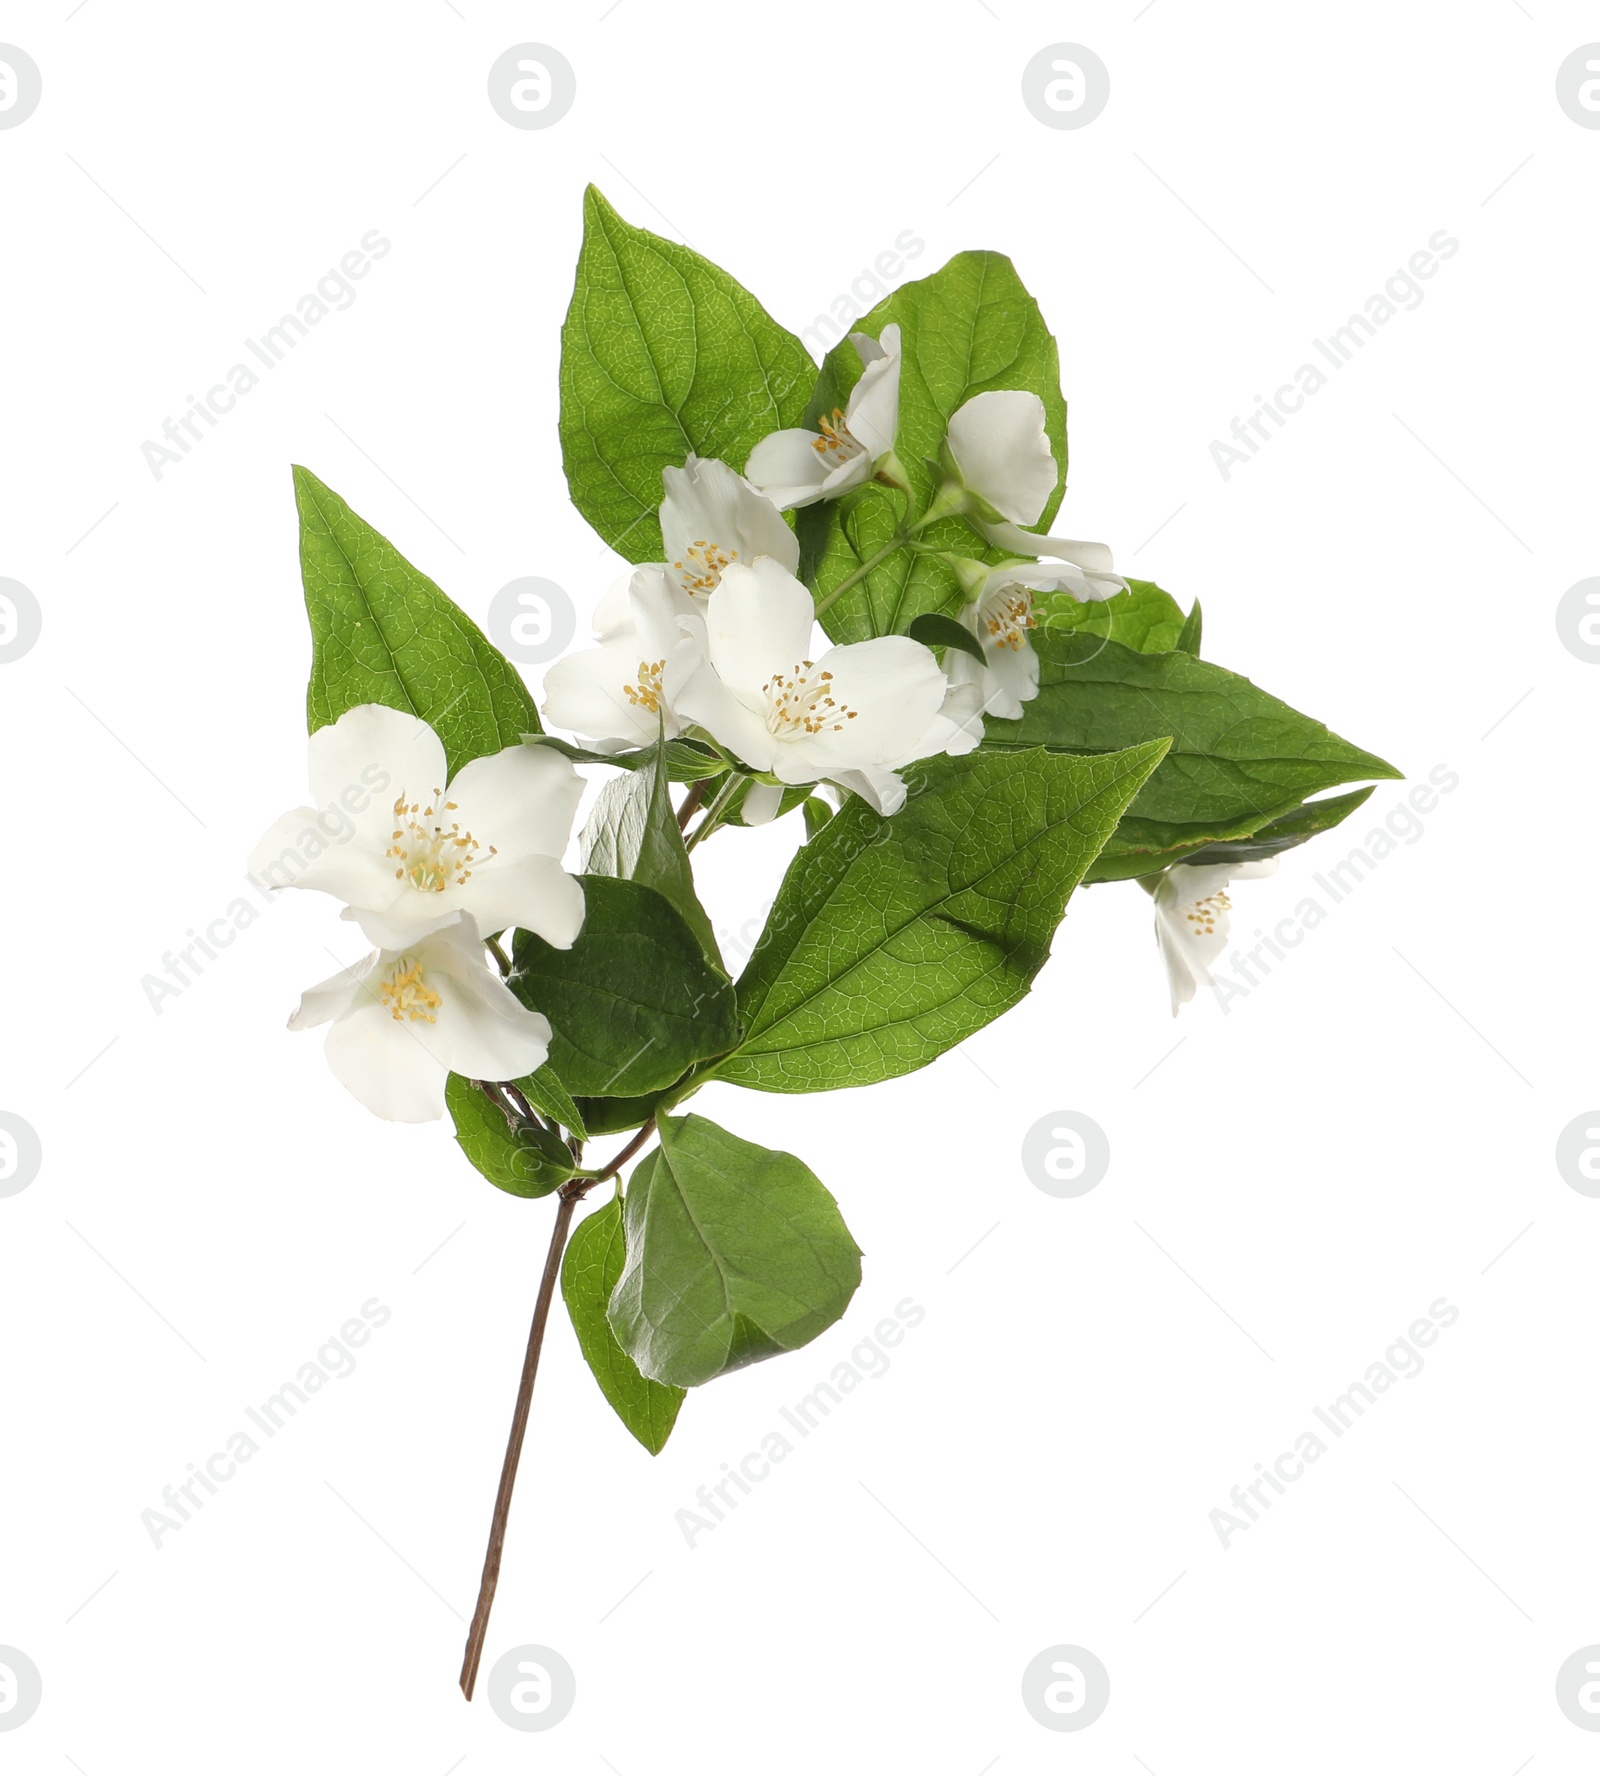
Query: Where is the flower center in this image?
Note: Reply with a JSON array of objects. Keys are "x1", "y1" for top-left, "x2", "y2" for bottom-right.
[
  {"x1": 378, "y1": 956, "x2": 442, "y2": 1024},
  {"x1": 761, "y1": 660, "x2": 859, "y2": 738},
  {"x1": 386, "y1": 791, "x2": 495, "y2": 893},
  {"x1": 673, "y1": 540, "x2": 737, "y2": 597},
  {"x1": 812, "y1": 409, "x2": 864, "y2": 465},
  {"x1": 1183, "y1": 890, "x2": 1231, "y2": 936},
  {"x1": 625, "y1": 659, "x2": 667, "y2": 712},
  {"x1": 982, "y1": 587, "x2": 1037, "y2": 653}
]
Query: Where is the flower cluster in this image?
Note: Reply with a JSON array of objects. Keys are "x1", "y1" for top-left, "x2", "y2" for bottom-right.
[{"x1": 546, "y1": 326, "x2": 1127, "y2": 815}]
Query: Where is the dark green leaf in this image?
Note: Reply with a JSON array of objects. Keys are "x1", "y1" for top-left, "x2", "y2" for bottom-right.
[
  {"x1": 510, "y1": 876, "x2": 739, "y2": 1098},
  {"x1": 560, "y1": 186, "x2": 815, "y2": 562},
  {"x1": 608, "y1": 1114, "x2": 862, "y2": 1388},
  {"x1": 563, "y1": 1196, "x2": 685, "y2": 1452},
  {"x1": 573, "y1": 1089, "x2": 677, "y2": 1137},
  {"x1": 908, "y1": 611, "x2": 987, "y2": 664},
  {"x1": 804, "y1": 251, "x2": 1068, "y2": 644},
  {"x1": 445, "y1": 1074, "x2": 574, "y2": 1199},
  {"x1": 708, "y1": 742, "x2": 1169, "y2": 1093},
  {"x1": 1176, "y1": 785, "x2": 1377, "y2": 868},
  {"x1": 294, "y1": 466, "x2": 540, "y2": 771},
  {"x1": 984, "y1": 633, "x2": 1400, "y2": 881}
]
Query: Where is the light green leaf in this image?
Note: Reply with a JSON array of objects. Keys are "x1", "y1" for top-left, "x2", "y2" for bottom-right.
[
  {"x1": 802, "y1": 251, "x2": 1068, "y2": 644},
  {"x1": 518, "y1": 1064, "x2": 588, "y2": 1142},
  {"x1": 445, "y1": 1074, "x2": 574, "y2": 1199},
  {"x1": 524, "y1": 732, "x2": 729, "y2": 783},
  {"x1": 708, "y1": 742, "x2": 1169, "y2": 1093},
  {"x1": 294, "y1": 466, "x2": 540, "y2": 771},
  {"x1": 510, "y1": 876, "x2": 739, "y2": 1099},
  {"x1": 560, "y1": 186, "x2": 815, "y2": 562},
  {"x1": 608, "y1": 1114, "x2": 862, "y2": 1388},
  {"x1": 580, "y1": 741, "x2": 721, "y2": 969},
  {"x1": 1176, "y1": 597, "x2": 1203, "y2": 657},
  {"x1": 985, "y1": 633, "x2": 1399, "y2": 881},
  {"x1": 562, "y1": 1196, "x2": 685, "y2": 1452},
  {"x1": 1035, "y1": 578, "x2": 1189, "y2": 655}
]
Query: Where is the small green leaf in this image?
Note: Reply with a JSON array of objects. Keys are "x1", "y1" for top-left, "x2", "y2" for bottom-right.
[
  {"x1": 1177, "y1": 785, "x2": 1377, "y2": 868},
  {"x1": 709, "y1": 742, "x2": 1169, "y2": 1093},
  {"x1": 562, "y1": 1196, "x2": 685, "y2": 1453},
  {"x1": 581, "y1": 741, "x2": 721, "y2": 969},
  {"x1": 510, "y1": 876, "x2": 739, "y2": 1099},
  {"x1": 445, "y1": 1074, "x2": 574, "y2": 1199},
  {"x1": 1176, "y1": 598, "x2": 1203, "y2": 657},
  {"x1": 560, "y1": 186, "x2": 815, "y2": 562},
  {"x1": 607, "y1": 1114, "x2": 862, "y2": 1388},
  {"x1": 908, "y1": 611, "x2": 986, "y2": 664},
  {"x1": 523, "y1": 732, "x2": 729, "y2": 783},
  {"x1": 518, "y1": 1064, "x2": 588, "y2": 1142},
  {"x1": 802, "y1": 796, "x2": 834, "y2": 841},
  {"x1": 984, "y1": 633, "x2": 1400, "y2": 881},
  {"x1": 294, "y1": 466, "x2": 540, "y2": 771}
]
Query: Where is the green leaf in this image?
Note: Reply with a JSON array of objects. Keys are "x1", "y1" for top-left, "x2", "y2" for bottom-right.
[
  {"x1": 518, "y1": 1064, "x2": 588, "y2": 1142},
  {"x1": 580, "y1": 741, "x2": 721, "y2": 969},
  {"x1": 984, "y1": 633, "x2": 1401, "y2": 882},
  {"x1": 562, "y1": 1196, "x2": 685, "y2": 1452},
  {"x1": 803, "y1": 251, "x2": 1068, "y2": 644},
  {"x1": 708, "y1": 742, "x2": 1169, "y2": 1094},
  {"x1": 908, "y1": 611, "x2": 986, "y2": 665},
  {"x1": 1176, "y1": 598, "x2": 1203, "y2": 657},
  {"x1": 802, "y1": 796, "x2": 834, "y2": 841},
  {"x1": 293, "y1": 466, "x2": 540, "y2": 772},
  {"x1": 510, "y1": 876, "x2": 739, "y2": 1099},
  {"x1": 1034, "y1": 578, "x2": 1188, "y2": 655},
  {"x1": 445, "y1": 1074, "x2": 574, "y2": 1199},
  {"x1": 1176, "y1": 785, "x2": 1377, "y2": 869},
  {"x1": 573, "y1": 1089, "x2": 676, "y2": 1137},
  {"x1": 607, "y1": 1114, "x2": 862, "y2": 1388},
  {"x1": 560, "y1": 186, "x2": 815, "y2": 562}
]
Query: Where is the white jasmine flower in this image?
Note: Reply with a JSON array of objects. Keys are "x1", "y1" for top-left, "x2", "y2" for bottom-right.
[
  {"x1": 745, "y1": 326, "x2": 902, "y2": 510},
  {"x1": 945, "y1": 389, "x2": 1124, "y2": 583},
  {"x1": 947, "y1": 559, "x2": 1121, "y2": 721},
  {"x1": 1153, "y1": 860, "x2": 1278, "y2": 1016},
  {"x1": 541, "y1": 565, "x2": 708, "y2": 751},
  {"x1": 287, "y1": 916, "x2": 551, "y2": 1123},
  {"x1": 249, "y1": 704, "x2": 584, "y2": 952},
  {"x1": 660, "y1": 455, "x2": 798, "y2": 597},
  {"x1": 675, "y1": 556, "x2": 974, "y2": 816}
]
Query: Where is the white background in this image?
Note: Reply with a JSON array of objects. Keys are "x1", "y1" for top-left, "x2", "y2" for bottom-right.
[{"x1": 2, "y1": 2, "x2": 1596, "y2": 1768}]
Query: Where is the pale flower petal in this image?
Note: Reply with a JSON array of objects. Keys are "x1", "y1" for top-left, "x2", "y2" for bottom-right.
[
  {"x1": 745, "y1": 428, "x2": 838, "y2": 511},
  {"x1": 947, "y1": 390, "x2": 1057, "y2": 527},
  {"x1": 1154, "y1": 860, "x2": 1279, "y2": 1016},
  {"x1": 700, "y1": 559, "x2": 816, "y2": 696}
]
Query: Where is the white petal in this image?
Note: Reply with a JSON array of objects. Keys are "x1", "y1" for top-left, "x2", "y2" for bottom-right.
[
  {"x1": 309, "y1": 705, "x2": 448, "y2": 829},
  {"x1": 827, "y1": 765, "x2": 907, "y2": 816},
  {"x1": 446, "y1": 743, "x2": 583, "y2": 862},
  {"x1": 701, "y1": 559, "x2": 816, "y2": 694},
  {"x1": 247, "y1": 806, "x2": 401, "y2": 910},
  {"x1": 745, "y1": 428, "x2": 835, "y2": 510},
  {"x1": 843, "y1": 324, "x2": 902, "y2": 460},
  {"x1": 429, "y1": 925, "x2": 553, "y2": 1082},
  {"x1": 286, "y1": 955, "x2": 371, "y2": 1030},
  {"x1": 323, "y1": 993, "x2": 450, "y2": 1122},
  {"x1": 740, "y1": 780, "x2": 785, "y2": 826},
  {"x1": 461, "y1": 853, "x2": 586, "y2": 950},
  {"x1": 947, "y1": 390, "x2": 1058, "y2": 527},
  {"x1": 978, "y1": 520, "x2": 1119, "y2": 578},
  {"x1": 661, "y1": 456, "x2": 798, "y2": 585},
  {"x1": 889, "y1": 679, "x2": 986, "y2": 765}
]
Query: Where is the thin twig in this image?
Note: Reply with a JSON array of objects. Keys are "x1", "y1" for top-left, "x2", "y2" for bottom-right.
[
  {"x1": 459, "y1": 1183, "x2": 584, "y2": 1699},
  {"x1": 457, "y1": 1117, "x2": 658, "y2": 1699},
  {"x1": 675, "y1": 778, "x2": 710, "y2": 831}
]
